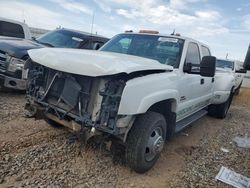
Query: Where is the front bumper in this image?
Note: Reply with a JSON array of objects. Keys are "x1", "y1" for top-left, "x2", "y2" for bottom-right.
[{"x1": 0, "y1": 73, "x2": 26, "y2": 90}]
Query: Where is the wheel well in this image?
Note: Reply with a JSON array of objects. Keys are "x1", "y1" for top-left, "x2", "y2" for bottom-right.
[
  {"x1": 22, "y1": 55, "x2": 29, "y2": 61},
  {"x1": 231, "y1": 86, "x2": 235, "y2": 94},
  {"x1": 147, "y1": 99, "x2": 177, "y2": 140},
  {"x1": 148, "y1": 99, "x2": 176, "y2": 114}
]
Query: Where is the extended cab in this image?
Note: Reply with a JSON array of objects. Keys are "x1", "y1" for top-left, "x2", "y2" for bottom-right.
[
  {"x1": 0, "y1": 28, "x2": 109, "y2": 90},
  {"x1": 25, "y1": 31, "x2": 248, "y2": 173}
]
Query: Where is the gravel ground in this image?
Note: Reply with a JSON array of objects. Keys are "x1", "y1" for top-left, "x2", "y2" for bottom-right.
[
  {"x1": 172, "y1": 105, "x2": 250, "y2": 187},
  {"x1": 0, "y1": 89, "x2": 249, "y2": 188}
]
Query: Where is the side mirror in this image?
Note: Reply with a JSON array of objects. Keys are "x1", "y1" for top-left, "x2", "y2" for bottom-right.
[
  {"x1": 244, "y1": 44, "x2": 250, "y2": 70},
  {"x1": 200, "y1": 56, "x2": 216, "y2": 77},
  {"x1": 236, "y1": 69, "x2": 247, "y2": 74},
  {"x1": 183, "y1": 63, "x2": 192, "y2": 73}
]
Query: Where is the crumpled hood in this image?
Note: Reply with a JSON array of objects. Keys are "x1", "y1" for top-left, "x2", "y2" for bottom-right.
[
  {"x1": 28, "y1": 48, "x2": 173, "y2": 77},
  {"x1": 0, "y1": 38, "x2": 44, "y2": 58}
]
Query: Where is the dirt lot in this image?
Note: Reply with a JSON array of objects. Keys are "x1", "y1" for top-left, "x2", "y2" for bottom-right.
[{"x1": 0, "y1": 89, "x2": 249, "y2": 188}]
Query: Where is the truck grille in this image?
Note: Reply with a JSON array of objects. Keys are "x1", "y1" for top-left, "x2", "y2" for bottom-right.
[{"x1": 0, "y1": 50, "x2": 7, "y2": 72}]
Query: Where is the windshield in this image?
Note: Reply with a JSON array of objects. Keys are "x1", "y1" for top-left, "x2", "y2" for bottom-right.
[
  {"x1": 37, "y1": 29, "x2": 86, "y2": 48},
  {"x1": 216, "y1": 59, "x2": 234, "y2": 70},
  {"x1": 100, "y1": 34, "x2": 184, "y2": 68}
]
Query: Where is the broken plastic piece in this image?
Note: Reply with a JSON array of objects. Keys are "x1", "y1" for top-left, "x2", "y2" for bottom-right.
[
  {"x1": 220, "y1": 147, "x2": 229, "y2": 153},
  {"x1": 233, "y1": 136, "x2": 250, "y2": 149},
  {"x1": 215, "y1": 166, "x2": 250, "y2": 188}
]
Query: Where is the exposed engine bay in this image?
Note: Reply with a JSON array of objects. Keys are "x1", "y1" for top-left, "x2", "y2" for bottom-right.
[{"x1": 25, "y1": 60, "x2": 129, "y2": 137}]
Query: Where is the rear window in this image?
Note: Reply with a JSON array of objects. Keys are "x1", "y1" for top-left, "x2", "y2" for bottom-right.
[
  {"x1": 0, "y1": 21, "x2": 25, "y2": 38},
  {"x1": 201, "y1": 45, "x2": 211, "y2": 57},
  {"x1": 185, "y1": 42, "x2": 201, "y2": 65}
]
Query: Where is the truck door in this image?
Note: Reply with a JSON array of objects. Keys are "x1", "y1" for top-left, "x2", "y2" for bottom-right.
[
  {"x1": 200, "y1": 45, "x2": 214, "y2": 105},
  {"x1": 177, "y1": 42, "x2": 213, "y2": 121}
]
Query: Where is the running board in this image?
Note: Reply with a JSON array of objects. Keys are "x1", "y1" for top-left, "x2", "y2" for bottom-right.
[{"x1": 175, "y1": 110, "x2": 208, "y2": 133}]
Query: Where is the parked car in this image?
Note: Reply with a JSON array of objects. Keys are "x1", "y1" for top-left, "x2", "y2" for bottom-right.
[
  {"x1": 0, "y1": 17, "x2": 31, "y2": 39},
  {"x1": 0, "y1": 28, "x2": 109, "y2": 90},
  {"x1": 216, "y1": 59, "x2": 246, "y2": 95},
  {"x1": 24, "y1": 30, "x2": 250, "y2": 173}
]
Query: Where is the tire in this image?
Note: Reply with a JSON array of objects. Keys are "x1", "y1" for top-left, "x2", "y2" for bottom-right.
[
  {"x1": 208, "y1": 93, "x2": 233, "y2": 119},
  {"x1": 45, "y1": 118, "x2": 64, "y2": 129},
  {"x1": 125, "y1": 111, "x2": 167, "y2": 173}
]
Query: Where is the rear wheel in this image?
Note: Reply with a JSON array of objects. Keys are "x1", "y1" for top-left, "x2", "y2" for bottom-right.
[
  {"x1": 126, "y1": 112, "x2": 166, "y2": 173},
  {"x1": 208, "y1": 93, "x2": 233, "y2": 119}
]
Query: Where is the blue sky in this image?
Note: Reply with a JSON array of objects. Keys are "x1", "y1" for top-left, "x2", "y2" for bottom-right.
[{"x1": 0, "y1": 0, "x2": 250, "y2": 61}]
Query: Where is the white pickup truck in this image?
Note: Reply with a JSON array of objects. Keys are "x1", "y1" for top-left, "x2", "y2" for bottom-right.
[
  {"x1": 0, "y1": 17, "x2": 31, "y2": 39},
  {"x1": 24, "y1": 31, "x2": 250, "y2": 173},
  {"x1": 216, "y1": 59, "x2": 246, "y2": 95}
]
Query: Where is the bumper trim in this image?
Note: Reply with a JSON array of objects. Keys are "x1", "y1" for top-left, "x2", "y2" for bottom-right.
[{"x1": 0, "y1": 73, "x2": 26, "y2": 90}]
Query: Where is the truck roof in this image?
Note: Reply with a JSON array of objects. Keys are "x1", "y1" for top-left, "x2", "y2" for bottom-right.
[
  {"x1": 122, "y1": 32, "x2": 210, "y2": 49},
  {"x1": 0, "y1": 17, "x2": 28, "y2": 27},
  {"x1": 60, "y1": 28, "x2": 109, "y2": 40}
]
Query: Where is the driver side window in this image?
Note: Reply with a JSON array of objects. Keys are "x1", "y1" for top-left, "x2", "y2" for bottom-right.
[
  {"x1": 185, "y1": 42, "x2": 201, "y2": 71},
  {"x1": 108, "y1": 37, "x2": 132, "y2": 53},
  {"x1": 185, "y1": 42, "x2": 201, "y2": 65}
]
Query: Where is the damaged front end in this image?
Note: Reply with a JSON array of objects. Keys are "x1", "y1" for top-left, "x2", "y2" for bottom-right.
[{"x1": 25, "y1": 60, "x2": 129, "y2": 138}]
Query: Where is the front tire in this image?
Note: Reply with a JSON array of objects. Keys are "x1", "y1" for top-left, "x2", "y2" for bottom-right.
[{"x1": 126, "y1": 112, "x2": 166, "y2": 173}]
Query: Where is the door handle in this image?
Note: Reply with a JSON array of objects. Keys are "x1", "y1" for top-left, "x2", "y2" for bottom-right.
[
  {"x1": 200, "y1": 78, "x2": 204, "y2": 85},
  {"x1": 212, "y1": 78, "x2": 215, "y2": 83}
]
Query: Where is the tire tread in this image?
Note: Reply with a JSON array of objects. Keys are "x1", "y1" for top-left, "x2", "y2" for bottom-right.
[{"x1": 126, "y1": 111, "x2": 166, "y2": 173}]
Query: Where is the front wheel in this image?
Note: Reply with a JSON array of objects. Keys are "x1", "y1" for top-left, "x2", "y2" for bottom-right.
[{"x1": 125, "y1": 112, "x2": 166, "y2": 173}]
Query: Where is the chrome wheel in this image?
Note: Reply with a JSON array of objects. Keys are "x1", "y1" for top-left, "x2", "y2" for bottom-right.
[{"x1": 145, "y1": 127, "x2": 164, "y2": 162}]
